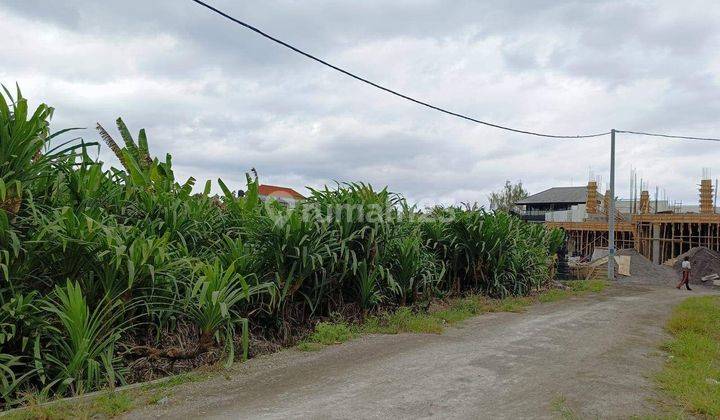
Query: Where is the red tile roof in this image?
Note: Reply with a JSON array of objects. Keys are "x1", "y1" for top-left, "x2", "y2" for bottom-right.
[{"x1": 258, "y1": 184, "x2": 306, "y2": 200}]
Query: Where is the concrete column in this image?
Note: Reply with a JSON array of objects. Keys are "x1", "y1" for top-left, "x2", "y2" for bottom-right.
[
  {"x1": 700, "y1": 179, "x2": 714, "y2": 214},
  {"x1": 587, "y1": 181, "x2": 598, "y2": 215},
  {"x1": 652, "y1": 224, "x2": 661, "y2": 265}
]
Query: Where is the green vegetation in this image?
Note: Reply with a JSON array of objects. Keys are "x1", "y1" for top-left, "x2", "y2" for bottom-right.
[
  {"x1": 433, "y1": 296, "x2": 489, "y2": 325},
  {"x1": 568, "y1": 279, "x2": 607, "y2": 293},
  {"x1": 656, "y1": 296, "x2": 720, "y2": 417},
  {"x1": 142, "y1": 373, "x2": 199, "y2": 391},
  {"x1": 0, "y1": 86, "x2": 566, "y2": 410},
  {"x1": 538, "y1": 289, "x2": 573, "y2": 303},
  {"x1": 550, "y1": 394, "x2": 579, "y2": 420},
  {"x1": 4, "y1": 390, "x2": 134, "y2": 420},
  {"x1": 488, "y1": 180, "x2": 528, "y2": 212},
  {"x1": 362, "y1": 307, "x2": 445, "y2": 335},
  {"x1": 305, "y1": 322, "x2": 356, "y2": 345},
  {"x1": 491, "y1": 296, "x2": 535, "y2": 312},
  {"x1": 299, "y1": 280, "x2": 609, "y2": 351},
  {"x1": 539, "y1": 280, "x2": 608, "y2": 303},
  {"x1": 3, "y1": 370, "x2": 202, "y2": 419}
]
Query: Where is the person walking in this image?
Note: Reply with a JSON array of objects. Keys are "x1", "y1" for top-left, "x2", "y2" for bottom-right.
[{"x1": 676, "y1": 256, "x2": 692, "y2": 290}]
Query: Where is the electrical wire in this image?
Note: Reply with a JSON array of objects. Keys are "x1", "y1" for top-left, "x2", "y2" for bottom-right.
[
  {"x1": 615, "y1": 130, "x2": 720, "y2": 142},
  {"x1": 189, "y1": 0, "x2": 610, "y2": 139}
]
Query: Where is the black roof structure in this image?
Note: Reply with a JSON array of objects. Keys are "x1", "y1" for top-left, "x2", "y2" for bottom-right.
[{"x1": 515, "y1": 186, "x2": 603, "y2": 205}]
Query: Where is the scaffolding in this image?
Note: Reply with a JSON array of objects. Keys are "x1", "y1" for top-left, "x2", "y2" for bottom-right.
[
  {"x1": 547, "y1": 221, "x2": 635, "y2": 257},
  {"x1": 545, "y1": 177, "x2": 720, "y2": 264}
]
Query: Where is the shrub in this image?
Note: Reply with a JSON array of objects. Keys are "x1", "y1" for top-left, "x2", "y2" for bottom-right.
[{"x1": 0, "y1": 86, "x2": 564, "y2": 408}]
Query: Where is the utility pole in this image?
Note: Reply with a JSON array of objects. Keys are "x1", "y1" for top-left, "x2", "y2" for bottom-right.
[{"x1": 608, "y1": 129, "x2": 616, "y2": 280}]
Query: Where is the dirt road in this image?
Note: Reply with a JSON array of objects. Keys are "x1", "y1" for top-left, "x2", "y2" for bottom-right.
[{"x1": 125, "y1": 284, "x2": 717, "y2": 419}]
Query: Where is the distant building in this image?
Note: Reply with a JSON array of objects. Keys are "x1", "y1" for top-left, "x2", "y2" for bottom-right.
[
  {"x1": 258, "y1": 184, "x2": 306, "y2": 207},
  {"x1": 514, "y1": 186, "x2": 602, "y2": 222},
  {"x1": 514, "y1": 178, "x2": 720, "y2": 266}
]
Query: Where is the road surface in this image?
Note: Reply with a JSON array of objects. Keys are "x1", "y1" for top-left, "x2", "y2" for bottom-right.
[{"x1": 125, "y1": 284, "x2": 716, "y2": 419}]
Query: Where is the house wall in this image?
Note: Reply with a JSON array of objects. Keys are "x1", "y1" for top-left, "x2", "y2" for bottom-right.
[
  {"x1": 545, "y1": 204, "x2": 587, "y2": 222},
  {"x1": 526, "y1": 203, "x2": 576, "y2": 212}
]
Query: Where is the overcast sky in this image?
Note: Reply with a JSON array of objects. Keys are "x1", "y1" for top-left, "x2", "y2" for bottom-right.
[{"x1": 3, "y1": 0, "x2": 719, "y2": 206}]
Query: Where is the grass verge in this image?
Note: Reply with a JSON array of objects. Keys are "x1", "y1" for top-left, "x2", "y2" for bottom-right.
[
  {"x1": 4, "y1": 391, "x2": 135, "y2": 420},
  {"x1": 655, "y1": 295, "x2": 720, "y2": 417},
  {"x1": 3, "y1": 372, "x2": 202, "y2": 419},
  {"x1": 298, "y1": 280, "x2": 608, "y2": 351}
]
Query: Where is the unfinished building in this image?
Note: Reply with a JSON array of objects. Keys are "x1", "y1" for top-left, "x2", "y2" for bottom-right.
[{"x1": 516, "y1": 178, "x2": 720, "y2": 265}]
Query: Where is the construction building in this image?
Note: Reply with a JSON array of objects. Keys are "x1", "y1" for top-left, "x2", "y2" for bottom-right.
[
  {"x1": 515, "y1": 186, "x2": 602, "y2": 223},
  {"x1": 515, "y1": 178, "x2": 720, "y2": 265}
]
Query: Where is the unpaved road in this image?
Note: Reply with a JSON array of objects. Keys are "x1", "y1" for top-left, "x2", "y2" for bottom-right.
[{"x1": 125, "y1": 284, "x2": 717, "y2": 419}]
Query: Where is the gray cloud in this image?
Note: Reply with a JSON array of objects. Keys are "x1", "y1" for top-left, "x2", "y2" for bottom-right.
[{"x1": 2, "y1": 0, "x2": 719, "y2": 207}]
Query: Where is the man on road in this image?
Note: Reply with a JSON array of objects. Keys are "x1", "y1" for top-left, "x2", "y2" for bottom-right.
[{"x1": 676, "y1": 256, "x2": 692, "y2": 291}]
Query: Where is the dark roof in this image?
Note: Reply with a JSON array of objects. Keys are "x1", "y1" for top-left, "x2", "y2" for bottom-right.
[{"x1": 515, "y1": 186, "x2": 603, "y2": 205}]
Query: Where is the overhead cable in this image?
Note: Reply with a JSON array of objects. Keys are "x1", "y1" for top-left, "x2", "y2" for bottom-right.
[
  {"x1": 189, "y1": 0, "x2": 610, "y2": 139},
  {"x1": 615, "y1": 130, "x2": 720, "y2": 143}
]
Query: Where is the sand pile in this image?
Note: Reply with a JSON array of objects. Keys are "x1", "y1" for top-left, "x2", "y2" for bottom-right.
[{"x1": 673, "y1": 247, "x2": 720, "y2": 284}]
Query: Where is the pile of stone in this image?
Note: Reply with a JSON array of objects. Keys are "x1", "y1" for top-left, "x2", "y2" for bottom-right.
[
  {"x1": 590, "y1": 247, "x2": 675, "y2": 284},
  {"x1": 616, "y1": 248, "x2": 675, "y2": 284},
  {"x1": 672, "y1": 247, "x2": 720, "y2": 284}
]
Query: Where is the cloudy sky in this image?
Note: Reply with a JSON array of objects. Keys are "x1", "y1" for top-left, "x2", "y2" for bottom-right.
[{"x1": 3, "y1": 0, "x2": 720, "y2": 206}]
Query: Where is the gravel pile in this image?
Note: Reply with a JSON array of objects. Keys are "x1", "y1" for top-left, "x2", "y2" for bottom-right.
[
  {"x1": 616, "y1": 248, "x2": 676, "y2": 284},
  {"x1": 672, "y1": 247, "x2": 720, "y2": 284}
]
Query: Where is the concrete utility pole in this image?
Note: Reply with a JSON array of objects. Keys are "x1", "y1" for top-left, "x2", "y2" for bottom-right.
[{"x1": 608, "y1": 129, "x2": 616, "y2": 280}]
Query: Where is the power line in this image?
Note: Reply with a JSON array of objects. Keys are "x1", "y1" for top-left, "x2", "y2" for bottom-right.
[
  {"x1": 616, "y1": 130, "x2": 720, "y2": 142},
  {"x1": 189, "y1": 0, "x2": 610, "y2": 139},
  {"x1": 189, "y1": 1, "x2": 720, "y2": 144}
]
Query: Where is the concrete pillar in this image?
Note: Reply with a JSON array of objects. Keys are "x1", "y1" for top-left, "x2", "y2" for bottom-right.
[
  {"x1": 639, "y1": 191, "x2": 650, "y2": 214},
  {"x1": 586, "y1": 181, "x2": 598, "y2": 215},
  {"x1": 652, "y1": 224, "x2": 661, "y2": 265},
  {"x1": 700, "y1": 179, "x2": 714, "y2": 214}
]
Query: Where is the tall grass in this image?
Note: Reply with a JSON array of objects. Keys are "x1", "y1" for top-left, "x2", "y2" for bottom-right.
[
  {"x1": 657, "y1": 296, "x2": 720, "y2": 416},
  {"x1": 0, "y1": 87, "x2": 564, "y2": 409}
]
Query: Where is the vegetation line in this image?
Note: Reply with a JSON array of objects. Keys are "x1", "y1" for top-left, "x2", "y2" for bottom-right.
[
  {"x1": 3, "y1": 280, "x2": 607, "y2": 419},
  {"x1": 298, "y1": 280, "x2": 608, "y2": 350},
  {"x1": 1, "y1": 85, "x2": 565, "y2": 411},
  {"x1": 1, "y1": 373, "x2": 202, "y2": 420}
]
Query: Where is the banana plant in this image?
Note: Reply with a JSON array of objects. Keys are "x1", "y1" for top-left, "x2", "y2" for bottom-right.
[
  {"x1": 0, "y1": 85, "x2": 92, "y2": 215},
  {"x1": 96, "y1": 118, "x2": 195, "y2": 193}
]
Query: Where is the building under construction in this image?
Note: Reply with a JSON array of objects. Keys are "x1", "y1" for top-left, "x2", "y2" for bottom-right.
[{"x1": 516, "y1": 178, "x2": 720, "y2": 265}]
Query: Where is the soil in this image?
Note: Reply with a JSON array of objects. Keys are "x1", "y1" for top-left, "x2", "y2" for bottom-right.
[
  {"x1": 123, "y1": 284, "x2": 719, "y2": 419},
  {"x1": 672, "y1": 247, "x2": 720, "y2": 284}
]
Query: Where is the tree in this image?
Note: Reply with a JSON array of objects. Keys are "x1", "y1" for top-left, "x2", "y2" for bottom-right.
[{"x1": 488, "y1": 180, "x2": 527, "y2": 212}]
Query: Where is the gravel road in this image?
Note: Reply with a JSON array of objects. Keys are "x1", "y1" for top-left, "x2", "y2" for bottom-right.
[{"x1": 124, "y1": 284, "x2": 717, "y2": 419}]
